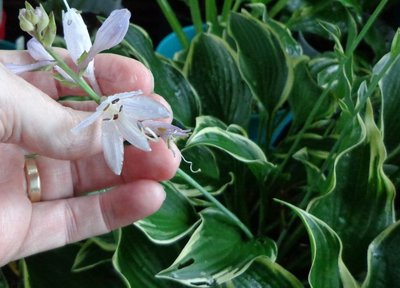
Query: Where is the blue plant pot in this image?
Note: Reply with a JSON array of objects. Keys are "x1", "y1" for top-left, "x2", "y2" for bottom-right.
[{"x1": 155, "y1": 26, "x2": 197, "y2": 59}]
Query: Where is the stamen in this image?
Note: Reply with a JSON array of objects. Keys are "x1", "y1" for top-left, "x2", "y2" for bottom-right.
[
  {"x1": 103, "y1": 103, "x2": 110, "y2": 111},
  {"x1": 113, "y1": 114, "x2": 119, "y2": 120},
  {"x1": 144, "y1": 127, "x2": 159, "y2": 140},
  {"x1": 111, "y1": 98, "x2": 120, "y2": 104},
  {"x1": 119, "y1": 105, "x2": 123, "y2": 112},
  {"x1": 181, "y1": 154, "x2": 201, "y2": 173}
]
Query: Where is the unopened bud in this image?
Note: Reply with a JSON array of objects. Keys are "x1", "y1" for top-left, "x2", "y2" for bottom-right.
[
  {"x1": 19, "y1": 12, "x2": 35, "y2": 33},
  {"x1": 24, "y1": 2, "x2": 39, "y2": 24},
  {"x1": 42, "y1": 12, "x2": 56, "y2": 47},
  {"x1": 36, "y1": 5, "x2": 49, "y2": 33}
]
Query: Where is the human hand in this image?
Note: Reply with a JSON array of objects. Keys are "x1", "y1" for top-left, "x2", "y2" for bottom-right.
[{"x1": 0, "y1": 51, "x2": 180, "y2": 266}]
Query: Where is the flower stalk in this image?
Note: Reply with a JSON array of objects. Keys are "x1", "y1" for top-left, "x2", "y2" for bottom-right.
[
  {"x1": 176, "y1": 168, "x2": 254, "y2": 239},
  {"x1": 44, "y1": 47, "x2": 101, "y2": 103}
]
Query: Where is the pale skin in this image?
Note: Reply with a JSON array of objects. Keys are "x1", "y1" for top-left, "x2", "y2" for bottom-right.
[{"x1": 0, "y1": 51, "x2": 180, "y2": 266}]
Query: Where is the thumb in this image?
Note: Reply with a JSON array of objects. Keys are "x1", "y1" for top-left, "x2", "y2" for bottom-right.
[{"x1": 0, "y1": 64, "x2": 101, "y2": 159}]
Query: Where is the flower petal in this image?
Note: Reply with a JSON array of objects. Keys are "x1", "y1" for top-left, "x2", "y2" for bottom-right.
[
  {"x1": 122, "y1": 96, "x2": 171, "y2": 120},
  {"x1": 62, "y1": 8, "x2": 92, "y2": 64},
  {"x1": 102, "y1": 120, "x2": 124, "y2": 175},
  {"x1": 141, "y1": 120, "x2": 190, "y2": 139},
  {"x1": 4, "y1": 60, "x2": 53, "y2": 74},
  {"x1": 27, "y1": 38, "x2": 53, "y2": 61},
  {"x1": 117, "y1": 114, "x2": 151, "y2": 151},
  {"x1": 71, "y1": 109, "x2": 103, "y2": 134},
  {"x1": 80, "y1": 9, "x2": 131, "y2": 69}
]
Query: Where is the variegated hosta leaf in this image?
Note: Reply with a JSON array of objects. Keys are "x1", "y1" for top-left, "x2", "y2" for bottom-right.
[
  {"x1": 184, "y1": 33, "x2": 252, "y2": 126},
  {"x1": 135, "y1": 182, "x2": 199, "y2": 244},
  {"x1": 277, "y1": 201, "x2": 358, "y2": 288},
  {"x1": 186, "y1": 126, "x2": 275, "y2": 181},
  {"x1": 113, "y1": 226, "x2": 185, "y2": 288},
  {"x1": 229, "y1": 12, "x2": 293, "y2": 115},
  {"x1": 221, "y1": 257, "x2": 303, "y2": 288},
  {"x1": 309, "y1": 97, "x2": 395, "y2": 276},
  {"x1": 288, "y1": 57, "x2": 336, "y2": 128},
  {"x1": 362, "y1": 220, "x2": 400, "y2": 287},
  {"x1": 72, "y1": 240, "x2": 114, "y2": 272},
  {"x1": 376, "y1": 54, "x2": 400, "y2": 162},
  {"x1": 157, "y1": 208, "x2": 277, "y2": 287}
]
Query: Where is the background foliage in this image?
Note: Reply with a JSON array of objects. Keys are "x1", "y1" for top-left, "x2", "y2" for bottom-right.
[{"x1": 2, "y1": 0, "x2": 400, "y2": 287}]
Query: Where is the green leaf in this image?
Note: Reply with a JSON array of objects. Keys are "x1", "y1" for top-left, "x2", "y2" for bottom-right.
[
  {"x1": 277, "y1": 201, "x2": 358, "y2": 288},
  {"x1": 377, "y1": 54, "x2": 400, "y2": 161},
  {"x1": 222, "y1": 257, "x2": 303, "y2": 288},
  {"x1": 186, "y1": 126, "x2": 275, "y2": 180},
  {"x1": 288, "y1": 57, "x2": 336, "y2": 127},
  {"x1": 265, "y1": 18, "x2": 303, "y2": 57},
  {"x1": 72, "y1": 240, "x2": 114, "y2": 272},
  {"x1": 25, "y1": 244, "x2": 124, "y2": 288},
  {"x1": 157, "y1": 208, "x2": 277, "y2": 287},
  {"x1": 309, "y1": 99, "x2": 396, "y2": 276},
  {"x1": 181, "y1": 146, "x2": 220, "y2": 181},
  {"x1": 122, "y1": 23, "x2": 200, "y2": 127},
  {"x1": 191, "y1": 115, "x2": 228, "y2": 135},
  {"x1": 185, "y1": 33, "x2": 252, "y2": 126},
  {"x1": 135, "y1": 182, "x2": 200, "y2": 244},
  {"x1": 229, "y1": 12, "x2": 293, "y2": 115},
  {"x1": 362, "y1": 221, "x2": 400, "y2": 287},
  {"x1": 113, "y1": 226, "x2": 185, "y2": 288}
]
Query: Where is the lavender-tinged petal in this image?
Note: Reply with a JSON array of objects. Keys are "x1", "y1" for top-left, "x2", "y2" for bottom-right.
[
  {"x1": 62, "y1": 8, "x2": 92, "y2": 64},
  {"x1": 111, "y1": 90, "x2": 144, "y2": 101},
  {"x1": 102, "y1": 121, "x2": 124, "y2": 175},
  {"x1": 122, "y1": 97, "x2": 170, "y2": 120},
  {"x1": 4, "y1": 61, "x2": 54, "y2": 74},
  {"x1": 71, "y1": 109, "x2": 103, "y2": 133},
  {"x1": 27, "y1": 38, "x2": 53, "y2": 61},
  {"x1": 142, "y1": 120, "x2": 190, "y2": 138},
  {"x1": 117, "y1": 114, "x2": 151, "y2": 151},
  {"x1": 79, "y1": 9, "x2": 131, "y2": 69},
  {"x1": 84, "y1": 61, "x2": 102, "y2": 95}
]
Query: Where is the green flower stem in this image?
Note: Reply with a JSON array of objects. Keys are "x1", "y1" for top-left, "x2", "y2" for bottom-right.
[
  {"x1": 232, "y1": 0, "x2": 242, "y2": 12},
  {"x1": 176, "y1": 168, "x2": 254, "y2": 239},
  {"x1": 269, "y1": 0, "x2": 289, "y2": 18},
  {"x1": 188, "y1": 0, "x2": 204, "y2": 34},
  {"x1": 345, "y1": 0, "x2": 388, "y2": 57},
  {"x1": 206, "y1": 0, "x2": 218, "y2": 27},
  {"x1": 45, "y1": 47, "x2": 101, "y2": 103},
  {"x1": 221, "y1": 0, "x2": 233, "y2": 23},
  {"x1": 156, "y1": 0, "x2": 190, "y2": 50}
]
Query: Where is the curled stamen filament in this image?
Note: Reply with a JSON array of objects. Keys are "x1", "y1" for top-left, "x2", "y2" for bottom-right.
[{"x1": 181, "y1": 153, "x2": 201, "y2": 173}]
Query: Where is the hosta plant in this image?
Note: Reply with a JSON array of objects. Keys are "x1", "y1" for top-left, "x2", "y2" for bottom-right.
[{"x1": 2, "y1": 0, "x2": 400, "y2": 287}]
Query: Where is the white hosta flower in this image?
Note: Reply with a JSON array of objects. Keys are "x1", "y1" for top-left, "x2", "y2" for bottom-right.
[
  {"x1": 27, "y1": 38, "x2": 72, "y2": 80},
  {"x1": 62, "y1": 0, "x2": 131, "y2": 93},
  {"x1": 141, "y1": 120, "x2": 190, "y2": 142},
  {"x1": 4, "y1": 60, "x2": 54, "y2": 75},
  {"x1": 72, "y1": 91, "x2": 171, "y2": 175}
]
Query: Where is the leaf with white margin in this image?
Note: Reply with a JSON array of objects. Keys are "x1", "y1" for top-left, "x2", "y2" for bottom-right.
[
  {"x1": 157, "y1": 207, "x2": 276, "y2": 287},
  {"x1": 276, "y1": 200, "x2": 359, "y2": 288}
]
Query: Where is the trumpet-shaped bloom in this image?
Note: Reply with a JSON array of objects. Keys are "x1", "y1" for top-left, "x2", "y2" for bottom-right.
[
  {"x1": 62, "y1": 0, "x2": 131, "y2": 93},
  {"x1": 141, "y1": 120, "x2": 190, "y2": 142},
  {"x1": 72, "y1": 91, "x2": 171, "y2": 175},
  {"x1": 7, "y1": 1, "x2": 131, "y2": 95}
]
